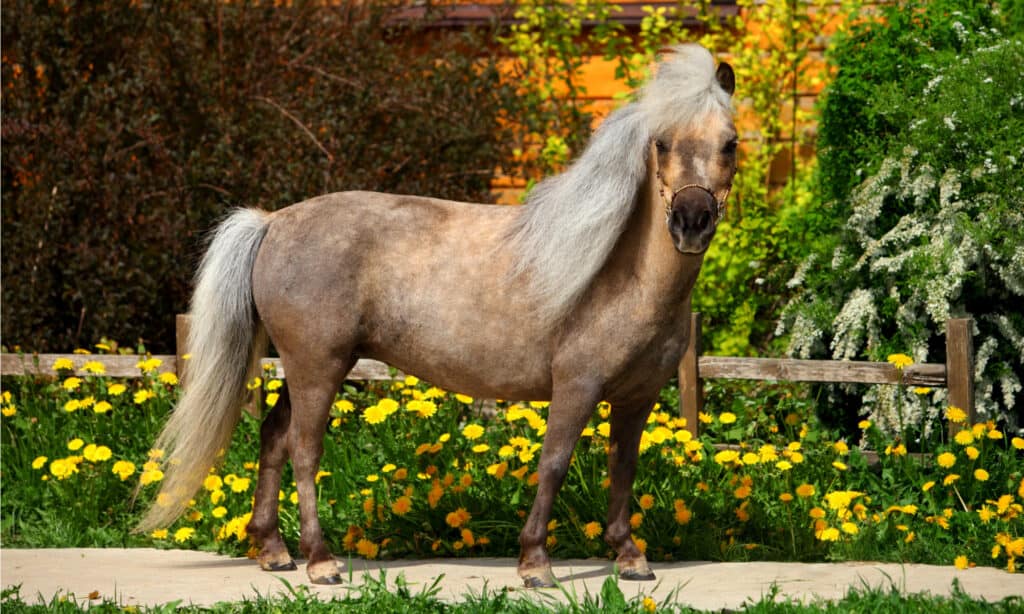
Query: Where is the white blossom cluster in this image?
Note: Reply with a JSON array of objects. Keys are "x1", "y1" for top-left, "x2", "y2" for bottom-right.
[{"x1": 777, "y1": 37, "x2": 1024, "y2": 435}]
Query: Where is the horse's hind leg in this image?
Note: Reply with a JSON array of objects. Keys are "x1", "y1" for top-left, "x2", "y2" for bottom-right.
[
  {"x1": 247, "y1": 387, "x2": 297, "y2": 572},
  {"x1": 281, "y1": 355, "x2": 352, "y2": 585},
  {"x1": 605, "y1": 403, "x2": 656, "y2": 581}
]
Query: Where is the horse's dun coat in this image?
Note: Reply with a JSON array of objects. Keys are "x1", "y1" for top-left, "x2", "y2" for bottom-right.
[{"x1": 140, "y1": 43, "x2": 737, "y2": 588}]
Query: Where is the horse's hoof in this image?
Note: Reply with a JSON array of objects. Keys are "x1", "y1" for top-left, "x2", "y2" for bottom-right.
[
  {"x1": 307, "y1": 558, "x2": 342, "y2": 585},
  {"x1": 519, "y1": 565, "x2": 556, "y2": 589},
  {"x1": 265, "y1": 560, "x2": 298, "y2": 572},
  {"x1": 522, "y1": 574, "x2": 556, "y2": 589},
  {"x1": 620, "y1": 568, "x2": 657, "y2": 581}
]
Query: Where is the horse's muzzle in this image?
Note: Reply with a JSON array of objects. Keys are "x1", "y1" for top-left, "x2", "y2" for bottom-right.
[{"x1": 667, "y1": 188, "x2": 718, "y2": 254}]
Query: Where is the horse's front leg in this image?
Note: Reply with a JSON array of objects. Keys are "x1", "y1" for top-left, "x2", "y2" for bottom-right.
[
  {"x1": 518, "y1": 378, "x2": 601, "y2": 588},
  {"x1": 605, "y1": 402, "x2": 657, "y2": 581}
]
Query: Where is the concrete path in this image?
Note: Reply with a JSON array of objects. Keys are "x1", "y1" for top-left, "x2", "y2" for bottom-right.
[{"x1": 3, "y1": 548, "x2": 1022, "y2": 611}]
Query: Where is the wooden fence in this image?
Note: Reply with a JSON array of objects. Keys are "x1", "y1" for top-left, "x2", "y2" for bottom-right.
[{"x1": 1, "y1": 314, "x2": 975, "y2": 436}]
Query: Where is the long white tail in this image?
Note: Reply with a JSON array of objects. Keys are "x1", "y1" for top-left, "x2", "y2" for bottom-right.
[{"x1": 137, "y1": 208, "x2": 269, "y2": 532}]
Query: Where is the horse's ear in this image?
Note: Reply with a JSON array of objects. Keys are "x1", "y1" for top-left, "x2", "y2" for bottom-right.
[{"x1": 716, "y1": 62, "x2": 735, "y2": 96}]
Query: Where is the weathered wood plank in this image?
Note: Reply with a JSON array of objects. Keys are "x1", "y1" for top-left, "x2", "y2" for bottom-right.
[
  {"x1": 946, "y1": 318, "x2": 975, "y2": 436},
  {"x1": 678, "y1": 311, "x2": 703, "y2": 431},
  {"x1": 697, "y1": 356, "x2": 946, "y2": 386},
  {"x1": 0, "y1": 353, "x2": 400, "y2": 382},
  {"x1": 1, "y1": 353, "x2": 178, "y2": 378},
  {"x1": 255, "y1": 357, "x2": 399, "y2": 381}
]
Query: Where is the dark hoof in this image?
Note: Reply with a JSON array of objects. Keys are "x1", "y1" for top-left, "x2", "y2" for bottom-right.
[
  {"x1": 310, "y1": 574, "x2": 343, "y2": 585},
  {"x1": 267, "y1": 560, "x2": 298, "y2": 572},
  {"x1": 522, "y1": 575, "x2": 556, "y2": 589},
  {"x1": 620, "y1": 568, "x2": 657, "y2": 582}
]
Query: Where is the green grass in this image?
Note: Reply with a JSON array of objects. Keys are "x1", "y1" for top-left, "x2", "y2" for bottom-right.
[{"x1": 2, "y1": 573, "x2": 1021, "y2": 613}]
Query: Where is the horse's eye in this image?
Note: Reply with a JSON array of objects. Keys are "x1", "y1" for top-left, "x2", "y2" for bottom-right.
[
  {"x1": 655, "y1": 139, "x2": 670, "y2": 154},
  {"x1": 722, "y1": 138, "x2": 738, "y2": 155}
]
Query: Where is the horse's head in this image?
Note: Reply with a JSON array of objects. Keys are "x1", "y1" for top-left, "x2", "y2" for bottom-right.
[{"x1": 650, "y1": 62, "x2": 736, "y2": 254}]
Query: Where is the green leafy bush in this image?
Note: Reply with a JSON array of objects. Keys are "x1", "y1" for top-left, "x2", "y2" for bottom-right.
[
  {"x1": 778, "y1": 1, "x2": 1024, "y2": 434},
  {"x1": 1, "y1": 1, "x2": 517, "y2": 352}
]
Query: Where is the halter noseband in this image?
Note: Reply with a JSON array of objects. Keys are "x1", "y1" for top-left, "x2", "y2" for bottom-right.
[{"x1": 657, "y1": 175, "x2": 731, "y2": 221}]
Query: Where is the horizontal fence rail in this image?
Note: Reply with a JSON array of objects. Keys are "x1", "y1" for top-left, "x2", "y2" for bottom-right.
[{"x1": 1, "y1": 314, "x2": 975, "y2": 436}]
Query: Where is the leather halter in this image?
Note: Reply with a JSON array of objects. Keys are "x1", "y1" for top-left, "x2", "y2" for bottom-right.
[{"x1": 656, "y1": 170, "x2": 731, "y2": 222}]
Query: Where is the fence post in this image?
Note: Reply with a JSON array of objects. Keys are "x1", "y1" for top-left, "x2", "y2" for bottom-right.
[
  {"x1": 175, "y1": 313, "x2": 191, "y2": 385},
  {"x1": 945, "y1": 317, "x2": 975, "y2": 436},
  {"x1": 678, "y1": 311, "x2": 703, "y2": 435}
]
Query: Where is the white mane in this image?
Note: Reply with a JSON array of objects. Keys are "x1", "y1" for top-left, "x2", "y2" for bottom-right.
[{"x1": 506, "y1": 44, "x2": 733, "y2": 326}]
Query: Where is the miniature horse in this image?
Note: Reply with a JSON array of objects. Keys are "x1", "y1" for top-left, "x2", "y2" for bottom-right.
[{"x1": 140, "y1": 44, "x2": 737, "y2": 588}]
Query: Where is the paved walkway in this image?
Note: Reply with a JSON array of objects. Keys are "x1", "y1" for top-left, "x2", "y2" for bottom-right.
[{"x1": 2, "y1": 549, "x2": 1022, "y2": 611}]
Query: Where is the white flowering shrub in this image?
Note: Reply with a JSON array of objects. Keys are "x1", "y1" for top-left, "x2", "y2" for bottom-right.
[{"x1": 779, "y1": 1, "x2": 1024, "y2": 436}]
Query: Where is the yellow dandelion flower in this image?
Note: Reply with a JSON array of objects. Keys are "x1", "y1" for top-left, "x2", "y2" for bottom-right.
[
  {"x1": 265, "y1": 392, "x2": 279, "y2": 407},
  {"x1": 62, "y1": 377, "x2": 82, "y2": 391},
  {"x1": 173, "y1": 527, "x2": 195, "y2": 543},
  {"x1": 445, "y1": 507, "x2": 471, "y2": 528},
  {"x1": 137, "y1": 357, "x2": 163, "y2": 373},
  {"x1": 945, "y1": 406, "x2": 967, "y2": 423},
  {"x1": 841, "y1": 522, "x2": 859, "y2": 535},
  {"x1": 936, "y1": 452, "x2": 957, "y2": 468},
  {"x1": 133, "y1": 390, "x2": 155, "y2": 405},
  {"x1": 333, "y1": 399, "x2": 355, "y2": 413},
  {"x1": 943, "y1": 474, "x2": 960, "y2": 486},
  {"x1": 139, "y1": 469, "x2": 164, "y2": 485},
  {"x1": 583, "y1": 521, "x2": 602, "y2": 540},
  {"x1": 52, "y1": 357, "x2": 75, "y2": 371},
  {"x1": 776, "y1": 460, "x2": 793, "y2": 471},
  {"x1": 158, "y1": 372, "x2": 178, "y2": 386},
  {"x1": 954, "y1": 555, "x2": 969, "y2": 570},
  {"x1": 642, "y1": 596, "x2": 656, "y2": 613},
  {"x1": 84, "y1": 444, "x2": 112, "y2": 462},
  {"x1": 886, "y1": 353, "x2": 913, "y2": 369},
  {"x1": 362, "y1": 404, "x2": 388, "y2": 424},
  {"x1": 67, "y1": 438, "x2": 84, "y2": 451},
  {"x1": 462, "y1": 424, "x2": 485, "y2": 440},
  {"x1": 779, "y1": 493, "x2": 794, "y2": 503},
  {"x1": 472, "y1": 443, "x2": 490, "y2": 453},
  {"x1": 713, "y1": 450, "x2": 741, "y2": 466},
  {"x1": 954, "y1": 430, "x2": 974, "y2": 445},
  {"x1": 974, "y1": 469, "x2": 989, "y2": 481},
  {"x1": 639, "y1": 493, "x2": 655, "y2": 510},
  {"x1": 81, "y1": 361, "x2": 105, "y2": 375},
  {"x1": 817, "y1": 527, "x2": 840, "y2": 542},
  {"x1": 454, "y1": 393, "x2": 474, "y2": 404},
  {"x1": 719, "y1": 412, "x2": 737, "y2": 424},
  {"x1": 392, "y1": 496, "x2": 412, "y2": 516},
  {"x1": 796, "y1": 484, "x2": 815, "y2": 498},
  {"x1": 107, "y1": 383, "x2": 127, "y2": 396},
  {"x1": 230, "y1": 477, "x2": 251, "y2": 493},
  {"x1": 212, "y1": 506, "x2": 228, "y2": 519},
  {"x1": 32, "y1": 456, "x2": 48, "y2": 470},
  {"x1": 858, "y1": 419, "x2": 872, "y2": 430},
  {"x1": 151, "y1": 529, "x2": 169, "y2": 539}
]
